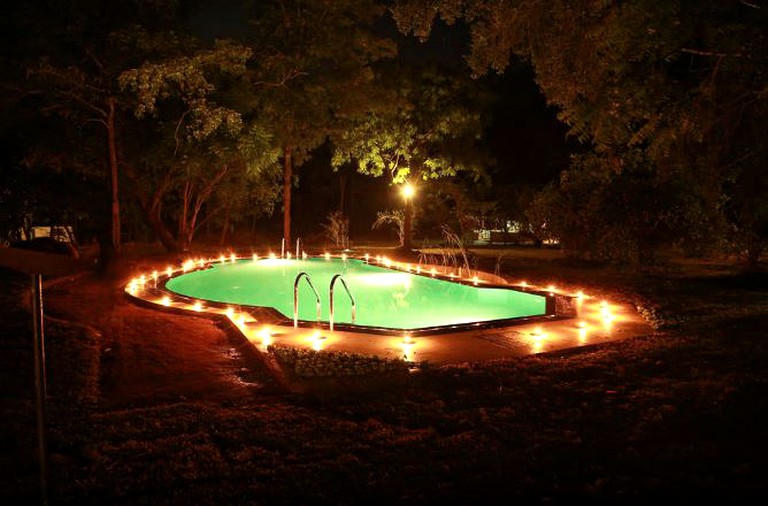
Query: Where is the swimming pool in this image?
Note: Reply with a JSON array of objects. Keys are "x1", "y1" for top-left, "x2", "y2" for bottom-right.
[{"x1": 162, "y1": 257, "x2": 553, "y2": 333}]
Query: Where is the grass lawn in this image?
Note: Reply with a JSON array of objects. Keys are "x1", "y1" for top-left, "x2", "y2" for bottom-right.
[{"x1": 1, "y1": 244, "x2": 767, "y2": 504}]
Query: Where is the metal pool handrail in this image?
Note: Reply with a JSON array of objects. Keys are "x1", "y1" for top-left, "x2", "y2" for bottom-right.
[
  {"x1": 329, "y1": 274, "x2": 356, "y2": 332},
  {"x1": 295, "y1": 237, "x2": 302, "y2": 259},
  {"x1": 293, "y1": 272, "x2": 321, "y2": 328}
]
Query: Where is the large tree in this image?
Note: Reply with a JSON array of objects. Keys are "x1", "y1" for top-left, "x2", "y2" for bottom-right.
[
  {"x1": 393, "y1": 0, "x2": 768, "y2": 264},
  {"x1": 9, "y1": 0, "x2": 190, "y2": 253},
  {"x1": 331, "y1": 64, "x2": 490, "y2": 248},
  {"x1": 118, "y1": 37, "x2": 281, "y2": 251},
  {"x1": 240, "y1": 0, "x2": 396, "y2": 246}
]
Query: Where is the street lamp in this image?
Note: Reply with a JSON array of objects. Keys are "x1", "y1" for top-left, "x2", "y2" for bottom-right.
[
  {"x1": 401, "y1": 183, "x2": 415, "y2": 200},
  {"x1": 400, "y1": 183, "x2": 416, "y2": 249}
]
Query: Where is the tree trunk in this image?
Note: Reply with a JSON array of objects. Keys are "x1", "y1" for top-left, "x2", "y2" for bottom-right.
[
  {"x1": 283, "y1": 146, "x2": 293, "y2": 246},
  {"x1": 403, "y1": 199, "x2": 413, "y2": 249},
  {"x1": 178, "y1": 180, "x2": 191, "y2": 246},
  {"x1": 143, "y1": 209, "x2": 178, "y2": 252},
  {"x1": 121, "y1": 162, "x2": 180, "y2": 252},
  {"x1": 181, "y1": 166, "x2": 228, "y2": 249},
  {"x1": 219, "y1": 203, "x2": 232, "y2": 246},
  {"x1": 106, "y1": 97, "x2": 121, "y2": 252},
  {"x1": 745, "y1": 234, "x2": 763, "y2": 271},
  {"x1": 339, "y1": 172, "x2": 347, "y2": 213}
]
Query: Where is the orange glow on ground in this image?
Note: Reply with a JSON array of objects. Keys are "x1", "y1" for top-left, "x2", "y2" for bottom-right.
[
  {"x1": 310, "y1": 330, "x2": 326, "y2": 351},
  {"x1": 124, "y1": 254, "x2": 650, "y2": 367}
]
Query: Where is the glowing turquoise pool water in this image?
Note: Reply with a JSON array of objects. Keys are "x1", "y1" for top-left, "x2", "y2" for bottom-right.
[{"x1": 164, "y1": 258, "x2": 549, "y2": 332}]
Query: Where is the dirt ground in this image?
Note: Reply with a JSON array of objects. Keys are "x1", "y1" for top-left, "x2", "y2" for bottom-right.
[{"x1": 1, "y1": 246, "x2": 767, "y2": 504}]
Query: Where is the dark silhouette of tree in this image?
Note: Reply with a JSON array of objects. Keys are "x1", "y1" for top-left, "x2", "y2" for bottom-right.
[
  {"x1": 10, "y1": 0, "x2": 190, "y2": 253},
  {"x1": 332, "y1": 64, "x2": 491, "y2": 248},
  {"x1": 394, "y1": 0, "x2": 768, "y2": 265},
  {"x1": 119, "y1": 38, "x2": 281, "y2": 251},
  {"x1": 239, "y1": 0, "x2": 397, "y2": 246}
]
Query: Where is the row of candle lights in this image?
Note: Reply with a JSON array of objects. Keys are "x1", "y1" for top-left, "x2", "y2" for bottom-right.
[{"x1": 126, "y1": 251, "x2": 621, "y2": 359}]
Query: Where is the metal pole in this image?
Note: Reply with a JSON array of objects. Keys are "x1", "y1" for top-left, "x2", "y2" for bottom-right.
[{"x1": 31, "y1": 273, "x2": 49, "y2": 505}]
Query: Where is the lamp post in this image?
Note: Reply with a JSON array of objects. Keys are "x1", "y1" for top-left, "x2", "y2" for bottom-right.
[{"x1": 401, "y1": 183, "x2": 415, "y2": 249}]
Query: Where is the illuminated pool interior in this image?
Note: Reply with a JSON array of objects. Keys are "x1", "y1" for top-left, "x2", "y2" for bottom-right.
[{"x1": 163, "y1": 257, "x2": 552, "y2": 332}]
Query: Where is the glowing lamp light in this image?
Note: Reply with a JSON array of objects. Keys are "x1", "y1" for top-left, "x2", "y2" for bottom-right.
[
  {"x1": 578, "y1": 327, "x2": 588, "y2": 344},
  {"x1": 416, "y1": 265, "x2": 421, "y2": 274},
  {"x1": 286, "y1": 251, "x2": 292, "y2": 259},
  {"x1": 324, "y1": 252, "x2": 331, "y2": 261},
  {"x1": 310, "y1": 330, "x2": 326, "y2": 351},
  {"x1": 401, "y1": 183, "x2": 415, "y2": 200},
  {"x1": 258, "y1": 327, "x2": 272, "y2": 348},
  {"x1": 182, "y1": 260, "x2": 195, "y2": 272},
  {"x1": 547, "y1": 284, "x2": 557, "y2": 294},
  {"x1": 192, "y1": 301, "x2": 203, "y2": 312},
  {"x1": 166, "y1": 266, "x2": 173, "y2": 277},
  {"x1": 341, "y1": 253, "x2": 347, "y2": 262},
  {"x1": 218, "y1": 255, "x2": 226, "y2": 263},
  {"x1": 364, "y1": 253, "x2": 370, "y2": 263},
  {"x1": 383, "y1": 257, "x2": 392, "y2": 268},
  {"x1": 576, "y1": 291, "x2": 585, "y2": 300},
  {"x1": 600, "y1": 301, "x2": 615, "y2": 328},
  {"x1": 520, "y1": 281, "x2": 528, "y2": 288},
  {"x1": 160, "y1": 296, "x2": 171, "y2": 307},
  {"x1": 472, "y1": 275, "x2": 480, "y2": 285},
  {"x1": 230, "y1": 253, "x2": 237, "y2": 263},
  {"x1": 530, "y1": 327, "x2": 546, "y2": 338},
  {"x1": 401, "y1": 335, "x2": 416, "y2": 362},
  {"x1": 252, "y1": 253, "x2": 259, "y2": 261},
  {"x1": 225, "y1": 307, "x2": 235, "y2": 319},
  {"x1": 302, "y1": 252, "x2": 308, "y2": 260},
  {"x1": 236, "y1": 314, "x2": 246, "y2": 327},
  {"x1": 576, "y1": 320, "x2": 587, "y2": 329},
  {"x1": 269, "y1": 252, "x2": 277, "y2": 260},
  {"x1": 151, "y1": 270, "x2": 158, "y2": 281},
  {"x1": 430, "y1": 268, "x2": 437, "y2": 276}
]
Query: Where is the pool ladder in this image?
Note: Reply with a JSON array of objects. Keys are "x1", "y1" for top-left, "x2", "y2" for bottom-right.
[
  {"x1": 329, "y1": 274, "x2": 356, "y2": 332},
  {"x1": 293, "y1": 272, "x2": 321, "y2": 328},
  {"x1": 292, "y1": 272, "x2": 356, "y2": 331}
]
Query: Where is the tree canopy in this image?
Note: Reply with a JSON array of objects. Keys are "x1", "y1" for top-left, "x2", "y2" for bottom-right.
[
  {"x1": 394, "y1": 0, "x2": 768, "y2": 264},
  {"x1": 238, "y1": 0, "x2": 397, "y2": 245},
  {"x1": 331, "y1": 64, "x2": 489, "y2": 183}
]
